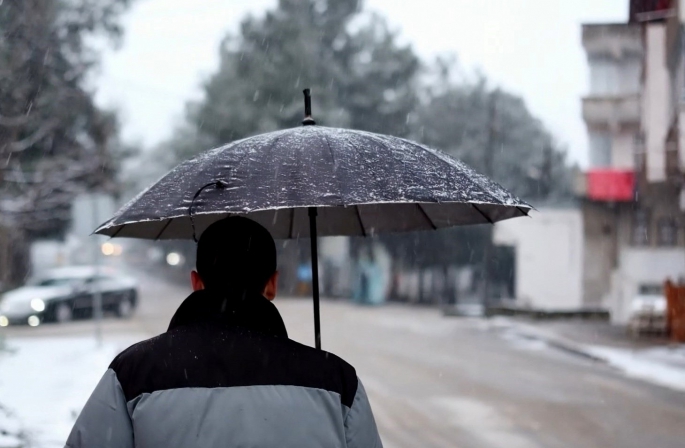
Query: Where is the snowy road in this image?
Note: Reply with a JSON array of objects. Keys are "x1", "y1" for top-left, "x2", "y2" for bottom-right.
[{"x1": 2, "y1": 274, "x2": 685, "y2": 448}]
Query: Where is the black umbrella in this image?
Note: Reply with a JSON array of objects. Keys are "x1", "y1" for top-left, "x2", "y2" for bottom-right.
[{"x1": 95, "y1": 89, "x2": 531, "y2": 349}]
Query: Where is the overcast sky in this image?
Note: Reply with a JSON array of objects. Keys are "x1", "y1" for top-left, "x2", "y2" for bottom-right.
[{"x1": 95, "y1": 0, "x2": 627, "y2": 166}]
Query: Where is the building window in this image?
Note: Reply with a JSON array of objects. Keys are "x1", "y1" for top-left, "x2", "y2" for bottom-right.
[
  {"x1": 657, "y1": 217, "x2": 677, "y2": 246},
  {"x1": 589, "y1": 57, "x2": 619, "y2": 96},
  {"x1": 618, "y1": 57, "x2": 641, "y2": 94},
  {"x1": 589, "y1": 131, "x2": 612, "y2": 168},
  {"x1": 632, "y1": 209, "x2": 650, "y2": 246}
]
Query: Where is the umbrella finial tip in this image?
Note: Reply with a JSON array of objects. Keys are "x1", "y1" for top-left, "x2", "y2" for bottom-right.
[{"x1": 302, "y1": 88, "x2": 316, "y2": 126}]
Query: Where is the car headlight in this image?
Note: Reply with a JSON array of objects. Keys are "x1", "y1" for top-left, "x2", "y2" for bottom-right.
[{"x1": 30, "y1": 298, "x2": 45, "y2": 312}]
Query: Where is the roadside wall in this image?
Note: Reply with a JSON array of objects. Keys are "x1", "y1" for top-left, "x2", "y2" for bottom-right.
[{"x1": 494, "y1": 208, "x2": 584, "y2": 310}]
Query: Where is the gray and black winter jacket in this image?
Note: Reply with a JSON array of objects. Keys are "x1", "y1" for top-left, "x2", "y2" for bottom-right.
[{"x1": 66, "y1": 289, "x2": 382, "y2": 447}]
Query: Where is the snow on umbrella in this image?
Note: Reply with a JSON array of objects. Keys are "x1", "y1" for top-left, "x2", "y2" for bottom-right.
[{"x1": 95, "y1": 89, "x2": 531, "y2": 348}]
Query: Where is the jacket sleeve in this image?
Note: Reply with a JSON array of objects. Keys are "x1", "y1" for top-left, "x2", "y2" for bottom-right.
[
  {"x1": 344, "y1": 377, "x2": 383, "y2": 448},
  {"x1": 65, "y1": 369, "x2": 134, "y2": 448}
]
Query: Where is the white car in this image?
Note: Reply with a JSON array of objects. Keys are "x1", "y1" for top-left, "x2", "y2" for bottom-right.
[
  {"x1": 628, "y1": 283, "x2": 667, "y2": 335},
  {"x1": 0, "y1": 266, "x2": 138, "y2": 327}
]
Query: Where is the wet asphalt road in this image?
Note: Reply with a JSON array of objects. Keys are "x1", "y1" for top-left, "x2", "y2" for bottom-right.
[{"x1": 3, "y1": 274, "x2": 685, "y2": 448}]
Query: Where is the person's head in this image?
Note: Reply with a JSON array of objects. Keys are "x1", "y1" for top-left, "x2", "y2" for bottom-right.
[{"x1": 191, "y1": 217, "x2": 279, "y2": 300}]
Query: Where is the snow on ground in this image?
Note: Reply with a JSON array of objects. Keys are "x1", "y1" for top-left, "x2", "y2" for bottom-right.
[
  {"x1": 586, "y1": 345, "x2": 685, "y2": 393},
  {"x1": 0, "y1": 336, "x2": 142, "y2": 448},
  {"x1": 641, "y1": 345, "x2": 685, "y2": 369},
  {"x1": 480, "y1": 317, "x2": 685, "y2": 393},
  {"x1": 0, "y1": 405, "x2": 23, "y2": 448}
]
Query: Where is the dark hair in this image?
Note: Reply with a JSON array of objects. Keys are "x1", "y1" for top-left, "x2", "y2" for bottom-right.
[{"x1": 196, "y1": 217, "x2": 277, "y2": 293}]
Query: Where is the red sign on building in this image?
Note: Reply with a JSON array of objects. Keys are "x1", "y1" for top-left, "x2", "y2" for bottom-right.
[
  {"x1": 630, "y1": 0, "x2": 675, "y2": 22},
  {"x1": 587, "y1": 169, "x2": 635, "y2": 202}
]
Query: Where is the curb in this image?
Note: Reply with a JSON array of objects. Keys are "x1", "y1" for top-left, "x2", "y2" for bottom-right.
[
  {"x1": 506, "y1": 322, "x2": 607, "y2": 363},
  {"x1": 539, "y1": 337, "x2": 607, "y2": 363},
  {"x1": 497, "y1": 320, "x2": 685, "y2": 394}
]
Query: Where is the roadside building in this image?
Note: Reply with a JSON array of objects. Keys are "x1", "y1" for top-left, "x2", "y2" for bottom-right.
[
  {"x1": 573, "y1": 1, "x2": 685, "y2": 325},
  {"x1": 493, "y1": 207, "x2": 585, "y2": 311},
  {"x1": 498, "y1": 14, "x2": 685, "y2": 322},
  {"x1": 579, "y1": 23, "x2": 643, "y2": 319}
]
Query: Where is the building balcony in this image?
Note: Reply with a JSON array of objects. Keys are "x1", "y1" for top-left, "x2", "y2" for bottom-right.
[
  {"x1": 582, "y1": 23, "x2": 642, "y2": 58},
  {"x1": 582, "y1": 95, "x2": 641, "y2": 127},
  {"x1": 585, "y1": 169, "x2": 635, "y2": 202}
]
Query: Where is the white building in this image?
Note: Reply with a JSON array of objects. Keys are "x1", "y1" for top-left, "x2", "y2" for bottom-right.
[
  {"x1": 499, "y1": 17, "x2": 685, "y2": 321},
  {"x1": 582, "y1": 23, "x2": 642, "y2": 171},
  {"x1": 494, "y1": 208, "x2": 584, "y2": 310},
  {"x1": 578, "y1": 5, "x2": 685, "y2": 325}
]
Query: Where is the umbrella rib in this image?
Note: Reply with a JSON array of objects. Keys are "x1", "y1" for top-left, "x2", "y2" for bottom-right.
[
  {"x1": 516, "y1": 206, "x2": 531, "y2": 217},
  {"x1": 109, "y1": 225, "x2": 125, "y2": 239},
  {"x1": 471, "y1": 204, "x2": 494, "y2": 225},
  {"x1": 154, "y1": 219, "x2": 173, "y2": 241},
  {"x1": 403, "y1": 139, "x2": 511, "y2": 206},
  {"x1": 320, "y1": 131, "x2": 345, "y2": 205},
  {"x1": 355, "y1": 206, "x2": 367, "y2": 237},
  {"x1": 417, "y1": 204, "x2": 437, "y2": 230},
  {"x1": 288, "y1": 208, "x2": 295, "y2": 239},
  {"x1": 347, "y1": 136, "x2": 391, "y2": 199}
]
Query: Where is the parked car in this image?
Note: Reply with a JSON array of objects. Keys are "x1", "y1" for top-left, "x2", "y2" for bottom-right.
[
  {"x1": 0, "y1": 266, "x2": 138, "y2": 326},
  {"x1": 628, "y1": 283, "x2": 667, "y2": 335}
]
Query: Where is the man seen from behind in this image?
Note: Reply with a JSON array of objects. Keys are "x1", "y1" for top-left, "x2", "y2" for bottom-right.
[{"x1": 66, "y1": 216, "x2": 383, "y2": 448}]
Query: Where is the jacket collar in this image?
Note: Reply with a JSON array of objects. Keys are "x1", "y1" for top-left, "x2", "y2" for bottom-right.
[{"x1": 167, "y1": 288, "x2": 288, "y2": 338}]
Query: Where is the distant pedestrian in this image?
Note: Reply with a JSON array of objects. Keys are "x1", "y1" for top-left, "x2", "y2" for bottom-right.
[
  {"x1": 66, "y1": 217, "x2": 383, "y2": 448},
  {"x1": 296, "y1": 261, "x2": 312, "y2": 295}
]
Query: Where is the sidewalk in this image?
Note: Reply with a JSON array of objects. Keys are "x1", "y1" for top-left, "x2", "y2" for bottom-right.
[
  {"x1": 0, "y1": 335, "x2": 143, "y2": 448},
  {"x1": 0, "y1": 405, "x2": 23, "y2": 448},
  {"x1": 494, "y1": 318, "x2": 685, "y2": 393}
]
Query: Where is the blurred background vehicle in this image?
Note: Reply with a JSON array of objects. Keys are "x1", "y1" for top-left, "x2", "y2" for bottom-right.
[
  {"x1": 628, "y1": 283, "x2": 668, "y2": 335},
  {"x1": 0, "y1": 266, "x2": 138, "y2": 326}
]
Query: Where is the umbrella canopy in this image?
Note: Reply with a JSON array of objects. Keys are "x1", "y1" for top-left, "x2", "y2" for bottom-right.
[
  {"x1": 95, "y1": 90, "x2": 531, "y2": 350},
  {"x1": 95, "y1": 127, "x2": 530, "y2": 240}
]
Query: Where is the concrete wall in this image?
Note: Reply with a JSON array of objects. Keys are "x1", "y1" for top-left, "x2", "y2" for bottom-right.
[
  {"x1": 643, "y1": 23, "x2": 670, "y2": 182},
  {"x1": 494, "y1": 209, "x2": 583, "y2": 310},
  {"x1": 582, "y1": 202, "x2": 618, "y2": 307},
  {"x1": 610, "y1": 248, "x2": 685, "y2": 324},
  {"x1": 613, "y1": 132, "x2": 636, "y2": 169}
]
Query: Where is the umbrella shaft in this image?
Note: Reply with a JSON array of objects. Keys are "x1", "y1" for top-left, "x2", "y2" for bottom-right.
[{"x1": 308, "y1": 207, "x2": 321, "y2": 350}]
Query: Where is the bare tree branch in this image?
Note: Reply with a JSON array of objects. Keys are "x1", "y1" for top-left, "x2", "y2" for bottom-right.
[
  {"x1": 8, "y1": 120, "x2": 59, "y2": 153},
  {"x1": 0, "y1": 114, "x2": 30, "y2": 127}
]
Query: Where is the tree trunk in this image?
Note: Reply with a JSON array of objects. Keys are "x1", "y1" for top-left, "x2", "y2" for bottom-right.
[{"x1": 5, "y1": 228, "x2": 30, "y2": 287}]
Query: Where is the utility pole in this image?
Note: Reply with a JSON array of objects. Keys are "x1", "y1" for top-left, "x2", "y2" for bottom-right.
[{"x1": 482, "y1": 88, "x2": 498, "y2": 309}]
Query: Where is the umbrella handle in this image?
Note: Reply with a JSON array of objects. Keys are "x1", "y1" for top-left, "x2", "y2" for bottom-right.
[
  {"x1": 188, "y1": 181, "x2": 226, "y2": 242},
  {"x1": 309, "y1": 207, "x2": 321, "y2": 350}
]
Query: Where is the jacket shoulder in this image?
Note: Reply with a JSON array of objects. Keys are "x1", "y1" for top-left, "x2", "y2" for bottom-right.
[
  {"x1": 109, "y1": 334, "x2": 162, "y2": 371},
  {"x1": 289, "y1": 337, "x2": 357, "y2": 380},
  {"x1": 108, "y1": 327, "x2": 359, "y2": 407},
  {"x1": 257, "y1": 335, "x2": 360, "y2": 407}
]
